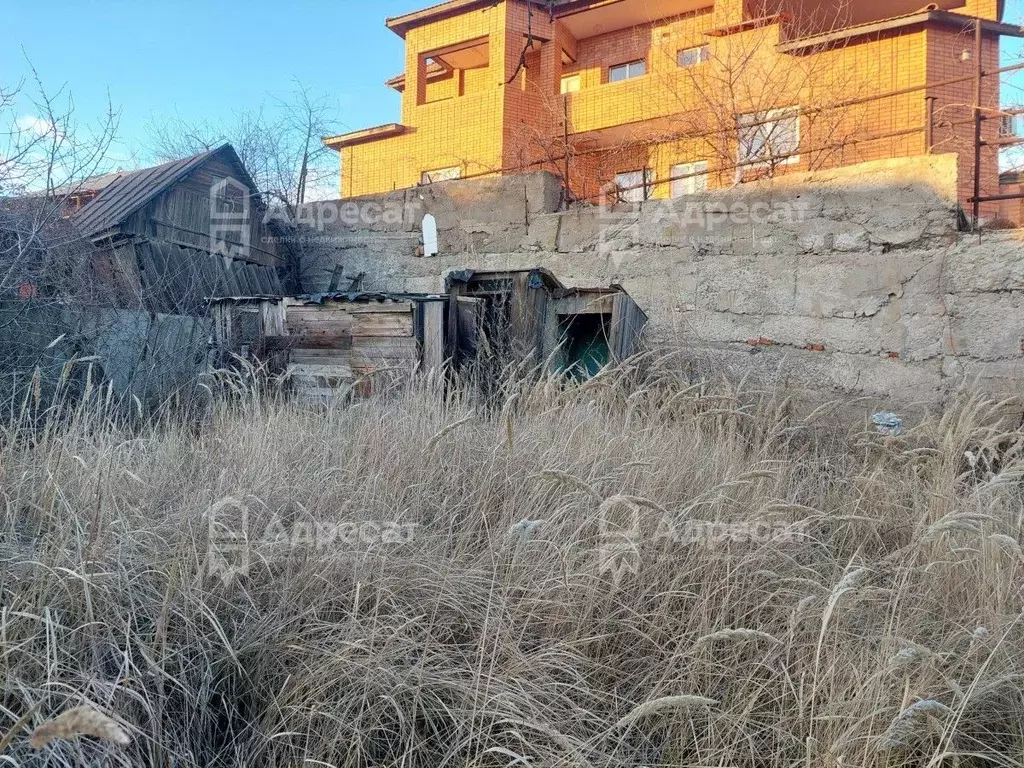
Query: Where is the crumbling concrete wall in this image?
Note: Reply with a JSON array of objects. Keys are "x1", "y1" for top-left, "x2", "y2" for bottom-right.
[
  {"x1": 0, "y1": 302, "x2": 210, "y2": 413},
  {"x1": 302, "y1": 173, "x2": 564, "y2": 293},
  {"x1": 312, "y1": 154, "x2": 1024, "y2": 407}
]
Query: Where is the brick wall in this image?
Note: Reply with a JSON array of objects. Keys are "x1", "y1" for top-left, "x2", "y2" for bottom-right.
[
  {"x1": 337, "y1": 0, "x2": 1006, "y2": 217},
  {"x1": 340, "y1": 3, "x2": 509, "y2": 197},
  {"x1": 925, "y1": 24, "x2": 1001, "y2": 216}
]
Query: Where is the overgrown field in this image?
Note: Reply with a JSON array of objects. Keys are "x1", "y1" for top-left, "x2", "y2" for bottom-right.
[{"x1": 2, "y1": 364, "x2": 1024, "y2": 767}]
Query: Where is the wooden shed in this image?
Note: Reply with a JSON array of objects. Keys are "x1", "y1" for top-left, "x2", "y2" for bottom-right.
[
  {"x1": 210, "y1": 269, "x2": 646, "y2": 400},
  {"x1": 211, "y1": 292, "x2": 445, "y2": 401},
  {"x1": 69, "y1": 144, "x2": 286, "y2": 315},
  {"x1": 446, "y1": 269, "x2": 647, "y2": 377}
]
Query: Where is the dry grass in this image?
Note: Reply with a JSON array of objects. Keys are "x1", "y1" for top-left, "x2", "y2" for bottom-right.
[{"x1": 1, "y1": 360, "x2": 1023, "y2": 767}]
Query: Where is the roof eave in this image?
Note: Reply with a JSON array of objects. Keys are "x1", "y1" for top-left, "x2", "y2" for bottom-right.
[
  {"x1": 385, "y1": 0, "x2": 557, "y2": 38},
  {"x1": 385, "y1": 0, "x2": 494, "y2": 39},
  {"x1": 778, "y1": 11, "x2": 1023, "y2": 53},
  {"x1": 323, "y1": 124, "x2": 409, "y2": 151}
]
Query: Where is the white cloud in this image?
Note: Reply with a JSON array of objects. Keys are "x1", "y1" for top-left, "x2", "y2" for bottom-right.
[{"x1": 15, "y1": 115, "x2": 60, "y2": 139}]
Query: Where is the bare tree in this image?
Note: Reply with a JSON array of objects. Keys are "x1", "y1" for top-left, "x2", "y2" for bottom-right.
[
  {"x1": 147, "y1": 81, "x2": 339, "y2": 210},
  {"x1": 500, "y1": 1, "x2": 888, "y2": 202},
  {"x1": 146, "y1": 81, "x2": 340, "y2": 293},
  {"x1": 1, "y1": 61, "x2": 119, "y2": 304},
  {"x1": 0, "y1": 64, "x2": 129, "y2": 412}
]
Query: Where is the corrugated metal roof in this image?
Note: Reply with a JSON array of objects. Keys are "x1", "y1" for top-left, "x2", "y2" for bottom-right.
[
  {"x1": 48, "y1": 170, "x2": 131, "y2": 197},
  {"x1": 210, "y1": 291, "x2": 446, "y2": 305},
  {"x1": 71, "y1": 148, "x2": 219, "y2": 239}
]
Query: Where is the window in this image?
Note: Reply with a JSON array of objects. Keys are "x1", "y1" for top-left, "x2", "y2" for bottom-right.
[
  {"x1": 677, "y1": 45, "x2": 710, "y2": 68},
  {"x1": 737, "y1": 107, "x2": 800, "y2": 169},
  {"x1": 609, "y1": 59, "x2": 646, "y2": 82},
  {"x1": 670, "y1": 161, "x2": 709, "y2": 198},
  {"x1": 421, "y1": 166, "x2": 461, "y2": 184},
  {"x1": 560, "y1": 74, "x2": 581, "y2": 94},
  {"x1": 614, "y1": 169, "x2": 653, "y2": 203}
]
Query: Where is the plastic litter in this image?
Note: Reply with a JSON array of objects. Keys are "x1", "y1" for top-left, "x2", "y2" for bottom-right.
[
  {"x1": 872, "y1": 412, "x2": 903, "y2": 437},
  {"x1": 508, "y1": 519, "x2": 545, "y2": 543}
]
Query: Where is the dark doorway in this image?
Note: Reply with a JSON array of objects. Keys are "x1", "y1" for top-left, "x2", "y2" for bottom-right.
[{"x1": 558, "y1": 313, "x2": 611, "y2": 379}]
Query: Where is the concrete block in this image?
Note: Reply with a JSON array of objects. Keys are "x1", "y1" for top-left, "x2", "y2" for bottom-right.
[
  {"x1": 945, "y1": 292, "x2": 1024, "y2": 362},
  {"x1": 945, "y1": 358, "x2": 1024, "y2": 401},
  {"x1": 557, "y1": 208, "x2": 637, "y2": 252},
  {"x1": 943, "y1": 233, "x2": 1024, "y2": 293},
  {"x1": 793, "y1": 251, "x2": 927, "y2": 319},
  {"x1": 521, "y1": 214, "x2": 561, "y2": 252}
]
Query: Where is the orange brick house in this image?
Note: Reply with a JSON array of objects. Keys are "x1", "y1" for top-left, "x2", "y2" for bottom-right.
[{"x1": 324, "y1": 0, "x2": 1020, "y2": 213}]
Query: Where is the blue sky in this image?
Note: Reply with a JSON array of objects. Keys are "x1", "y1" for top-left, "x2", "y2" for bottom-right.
[
  {"x1": 3, "y1": 0, "x2": 1024, "y2": 169},
  {"x1": 2, "y1": 1, "x2": 419, "y2": 167}
]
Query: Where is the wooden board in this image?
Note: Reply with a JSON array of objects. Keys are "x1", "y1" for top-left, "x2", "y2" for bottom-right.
[
  {"x1": 422, "y1": 301, "x2": 445, "y2": 371},
  {"x1": 286, "y1": 306, "x2": 414, "y2": 340},
  {"x1": 350, "y1": 337, "x2": 419, "y2": 369}
]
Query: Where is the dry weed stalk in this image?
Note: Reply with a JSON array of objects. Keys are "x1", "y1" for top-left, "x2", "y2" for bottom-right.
[
  {"x1": 30, "y1": 706, "x2": 130, "y2": 749},
  {"x1": 0, "y1": 368, "x2": 1021, "y2": 767}
]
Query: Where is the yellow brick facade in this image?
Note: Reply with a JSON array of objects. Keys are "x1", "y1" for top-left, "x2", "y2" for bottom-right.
[{"x1": 326, "y1": 0, "x2": 1009, "y2": 209}]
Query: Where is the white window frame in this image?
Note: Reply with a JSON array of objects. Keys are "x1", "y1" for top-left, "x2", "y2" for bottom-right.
[
  {"x1": 421, "y1": 166, "x2": 462, "y2": 184},
  {"x1": 670, "y1": 161, "x2": 709, "y2": 198},
  {"x1": 609, "y1": 59, "x2": 646, "y2": 83},
  {"x1": 677, "y1": 45, "x2": 710, "y2": 68},
  {"x1": 737, "y1": 107, "x2": 800, "y2": 171},
  {"x1": 560, "y1": 74, "x2": 581, "y2": 94},
  {"x1": 614, "y1": 168, "x2": 653, "y2": 203}
]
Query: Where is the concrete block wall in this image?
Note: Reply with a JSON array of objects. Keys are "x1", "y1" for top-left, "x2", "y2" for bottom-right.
[{"x1": 313, "y1": 153, "x2": 1024, "y2": 408}]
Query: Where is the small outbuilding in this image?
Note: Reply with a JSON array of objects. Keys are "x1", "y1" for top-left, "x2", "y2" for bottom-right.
[
  {"x1": 446, "y1": 269, "x2": 647, "y2": 378},
  {"x1": 69, "y1": 144, "x2": 286, "y2": 315},
  {"x1": 210, "y1": 269, "x2": 646, "y2": 400}
]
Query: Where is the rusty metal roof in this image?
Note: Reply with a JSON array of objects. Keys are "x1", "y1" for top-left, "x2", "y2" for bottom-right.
[
  {"x1": 71, "y1": 147, "x2": 220, "y2": 239},
  {"x1": 210, "y1": 291, "x2": 446, "y2": 304}
]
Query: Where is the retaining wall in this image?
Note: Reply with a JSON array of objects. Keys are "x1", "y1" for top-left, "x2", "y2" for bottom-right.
[{"x1": 308, "y1": 154, "x2": 1024, "y2": 408}]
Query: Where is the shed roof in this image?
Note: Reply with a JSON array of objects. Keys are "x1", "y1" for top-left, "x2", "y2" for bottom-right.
[
  {"x1": 209, "y1": 291, "x2": 446, "y2": 305},
  {"x1": 71, "y1": 144, "x2": 257, "y2": 240}
]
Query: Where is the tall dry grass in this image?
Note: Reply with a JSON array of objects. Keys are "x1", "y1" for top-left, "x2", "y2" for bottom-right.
[{"x1": 1, "y1": 359, "x2": 1023, "y2": 767}]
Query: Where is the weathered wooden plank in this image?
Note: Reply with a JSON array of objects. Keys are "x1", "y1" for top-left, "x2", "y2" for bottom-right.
[
  {"x1": 293, "y1": 386, "x2": 353, "y2": 403},
  {"x1": 552, "y1": 295, "x2": 615, "y2": 316},
  {"x1": 285, "y1": 308, "x2": 412, "y2": 338},
  {"x1": 109, "y1": 242, "x2": 144, "y2": 306},
  {"x1": 287, "y1": 363, "x2": 356, "y2": 396},
  {"x1": 288, "y1": 362, "x2": 355, "y2": 379},
  {"x1": 291, "y1": 334, "x2": 355, "y2": 350},
  {"x1": 290, "y1": 349, "x2": 351, "y2": 364},
  {"x1": 292, "y1": 316, "x2": 340, "y2": 326},
  {"x1": 260, "y1": 301, "x2": 286, "y2": 336},
  {"x1": 351, "y1": 336, "x2": 419, "y2": 352},
  {"x1": 611, "y1": 292, "x2": 647, "y2": 360},
  {"x1": 328, "y1": 301, "x2": 413, "y2": 314},
  {"x1": 350, "y1": 336, "x2": 419, "y2": 368},
  {"x1": 135, "y1": 242, "x2": 171, "y2": 313},
  {"x1": 422, "y1": 301, "x2": 445, "y2": 371},
  {"x1": 349, "y1": 314, "x2": 413, "y2": 337}
]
